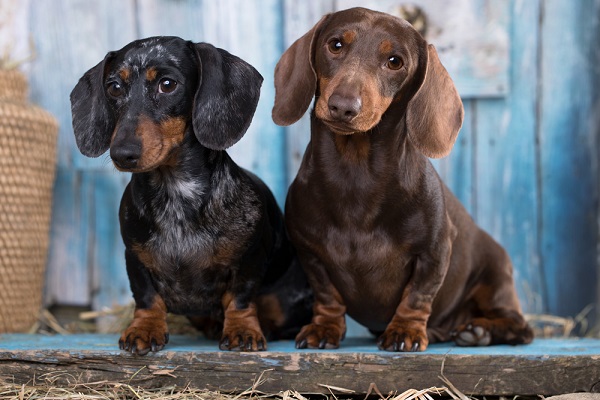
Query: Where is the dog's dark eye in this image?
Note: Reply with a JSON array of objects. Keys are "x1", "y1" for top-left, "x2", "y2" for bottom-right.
[
  {"x1": 158, "y1": 78, "x2": 177, "y2": 94},
  {"x1": 387, "y1": 56, "x2": 404, "y2": 70},
  {"x1": 107, "y1": 82, "x2": 125, "y2": 98},
  {"x1": 328, "y1": 39, "x2": 343, "y2": 54}
]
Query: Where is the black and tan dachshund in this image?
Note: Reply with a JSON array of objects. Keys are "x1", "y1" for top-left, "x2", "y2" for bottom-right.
[
  {"x1": 273, "y1": 8, "x2": 533, "y2": 351},
  {"x1": 70, "y1": 36, "x2": 312, "y2": 354}
]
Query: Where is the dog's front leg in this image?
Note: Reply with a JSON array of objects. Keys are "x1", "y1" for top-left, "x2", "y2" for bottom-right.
[
  {"x1": 294, "y1": 250, "x2": 347, "y2": 349},
  {"x1": 119, "y1": 248, "x2": 169, "y2": 355},
  {"x1": 378, "y1": 229, "x2": 454, "y2": 352},
  {"x1": 219, "y1": 292, "x2": 266, "y2": 351}
]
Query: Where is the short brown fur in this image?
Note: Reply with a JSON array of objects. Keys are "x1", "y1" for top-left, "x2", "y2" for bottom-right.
[
  {"x1": 119, "y1": 295, "x2": 169, "y2": 355},
  {"x1": 220, "y1": 292, "x2": 266, "y2": 351},
  {"x1": 342, "y1": 30, "x2": 357, "y2": 44},
  {"x1": 118, "y1": 67, "x2": 131, "y2": 82},
  {"x1": 272, "y1": 7, "x2": 533, "y2": 351},
  {"x1": 146, "y1": 67, "x2": 158, "y2": 81},
  {"x1": 118, "y1": 115, "x2": 186, "y2": 172}
]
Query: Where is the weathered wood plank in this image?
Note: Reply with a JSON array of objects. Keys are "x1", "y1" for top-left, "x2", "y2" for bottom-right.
[
  {"x1": 334, "y1": 0, "x2": 510, "y2": 98},
  {"x1": 0, "y1": 0, "x2": 32, "y2": 69},
  {"x1": 538, "y1": 0, "x2": 600, "y2": 321},
  {"x1": 0, "y1": 335, "x2": 599, "y2": 396},
  {"x1": 223, "y1": 0, "x2": 288, "y2": 205},
  {"x1": 431, "y1": 100, "x2": 475, "y2": 215},
  {"x1": 44, "y1": 170, "x2": 91, "y2": 306},
  {"x1": 474, "y1": 1, "x2": 544, "y2": 313},
  {"x1": 87, "y1": 172, "x2": 131, "y2": 328},
  {"x1": 30, "y1": 0, "x2": 137, "y2": 308},
  {"x1": 282, "y1": 0, "x2": 336, "y2": 181},
  {"x1": 27, "y1": 0, "x2": 137, "y2": 170},
  {"x1": 45, "y1": 170, "x2": 131, "y2": 310}
]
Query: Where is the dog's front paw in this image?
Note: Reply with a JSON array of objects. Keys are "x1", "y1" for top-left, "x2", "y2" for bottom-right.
[
  {"x1": 295, "y1": 322, "x2": 345, "y2": 349},
  {"x1": 377, "y1": 322, "x2": 428, "y2": 352},
  {"x1": 219, "y1": 326, "x2": 267, "y2": 351},
  {"x1": 119, "y1": 321, "x2": 169, "y2": 356}
]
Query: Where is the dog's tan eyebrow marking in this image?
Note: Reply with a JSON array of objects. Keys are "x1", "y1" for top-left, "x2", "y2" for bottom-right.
[
  {"x1": 146, "y1": 67, "x2": 158, "y2": 81},
  {"x1": 342, "y1": 30, "x2": 357, "y2": 43},
  {"x1": 379, "y1": 40, "x2": 393, "y2": 54},
  {"x1": 118, "y1": 67, "x2": 131, "y2": 82}
]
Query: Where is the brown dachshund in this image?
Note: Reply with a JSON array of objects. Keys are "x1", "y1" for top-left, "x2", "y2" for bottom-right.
[{"x1": 272, "y1": 7, "x2": 533, "y2": 351}]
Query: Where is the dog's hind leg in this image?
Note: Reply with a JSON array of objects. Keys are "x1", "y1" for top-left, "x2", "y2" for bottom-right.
[{"x1": 452, "y1": 236, "x2": 534, "y2": 346}]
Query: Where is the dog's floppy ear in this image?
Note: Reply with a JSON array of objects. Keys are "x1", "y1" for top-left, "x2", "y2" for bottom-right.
[
  {"x1": 406, "y1": 44, "x2": 464, "y2": 159},
  {"x1": 272, "y1": 15, "x2": 330, "y2": 126},
  {"x1": 191, "y1": 43, "x2": 263, "y2": 150},
  {"x1": 70, "y1": 52, "x2": 116, "y2": 157}
]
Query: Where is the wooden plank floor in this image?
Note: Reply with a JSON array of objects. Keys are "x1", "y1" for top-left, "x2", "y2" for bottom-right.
[{"x1": 0, "y1": 334, "x2": 599, "y2": 396}]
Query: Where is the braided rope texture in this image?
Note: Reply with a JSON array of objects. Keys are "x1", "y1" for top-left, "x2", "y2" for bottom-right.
[{"x1": 0, "y1": 70, "x2": 58, "y2": 332}]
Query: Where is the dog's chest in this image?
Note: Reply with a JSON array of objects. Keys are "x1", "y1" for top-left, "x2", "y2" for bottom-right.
[
  {"x1": 130, "y1": 173, "x2": 261, "y2": 312},
  {"x1": 289, "y1": 176, "x2": 427, "y2": 328},
  {"x1": 320, "y1": 225, "x2": 414, "y2": 328}
]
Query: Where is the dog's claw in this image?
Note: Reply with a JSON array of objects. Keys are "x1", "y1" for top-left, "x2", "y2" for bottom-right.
[
  {"x1": 294, "y1": 322, "x2": 344, "y2": 349},
  {"x1": 219, "y1": 337, "x2": 230, "y2": 350},
  {"x1": 245, "y1": 336, "x2": 254, "y2": 351},
  {"x1": 220, "y1": 328, "x2": 267, "y2": 352},
  {"x1": 378, "y1": 323, "x2": 428, "y2": 352},
  {"x1": 119, "y1": 322, "x2": 169, "y2": 355}
]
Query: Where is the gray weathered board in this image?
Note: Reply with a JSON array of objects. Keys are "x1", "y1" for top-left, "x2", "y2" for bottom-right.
[{"x1": 0, "y1": 334, "x2": 599, "y2": 396}]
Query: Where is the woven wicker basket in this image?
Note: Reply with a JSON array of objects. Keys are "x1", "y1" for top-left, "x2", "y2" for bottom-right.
[{"x1": 0, "y1": 69, "x2": 58, "y2": 332}]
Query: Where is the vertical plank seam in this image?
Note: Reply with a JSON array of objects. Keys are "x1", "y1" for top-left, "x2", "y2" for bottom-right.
[
  {"x1": 83, "y1": 171, "x2": 96, "y2": 308},
  {"x1": 470, "y1": 101, "x2": 478, "y2": 220},
  {"x1": 281, "y1": 0, "x2": 291, "y2": 188},
  {"x1": 534, "y1": 0, "x2": 549, "y2": 312},
  {"x1": 133, "y1": 0, "x2": 141, "y2": 39}
]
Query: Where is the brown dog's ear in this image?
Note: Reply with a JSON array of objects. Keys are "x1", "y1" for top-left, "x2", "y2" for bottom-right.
[
  {"x1": 272, "y1": 15, "x2": 330, "y2": 126},
  {"x1": 406, "y1": 44, "x2": 464, "y2": 159},
  {"x1": 192, "y1": 43, "x2": 263, "y2": 150},
  {"x1": 70, "y1": 52, "x2": 116, "y2": 157}
]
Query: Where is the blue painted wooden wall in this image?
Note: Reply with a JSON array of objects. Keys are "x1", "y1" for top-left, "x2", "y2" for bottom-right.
[{"x1": 3, "y1": 0, "x2": 599, "y2": 331}]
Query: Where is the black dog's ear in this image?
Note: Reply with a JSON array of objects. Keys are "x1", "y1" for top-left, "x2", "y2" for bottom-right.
[
  {"x1": 70, "y1": 52, "x2": 116, "y2": 157},
  {"x1": 272, "y1": 14, "x2": 330, "y2": 126},
  {"x1": 191, "y1": 43, "x2": 263, "y2": 150},
  {"x1": 405, "y1": 44, "x2": 464, "y2": 159}
]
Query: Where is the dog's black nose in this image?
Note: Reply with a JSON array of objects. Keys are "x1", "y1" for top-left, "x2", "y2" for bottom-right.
[
  {"x1": 328, "y1": 93, "x2": 361, "y2": 122},
  {"x1": 110, "y1": 143, "x2": 141, "y2": 170}
]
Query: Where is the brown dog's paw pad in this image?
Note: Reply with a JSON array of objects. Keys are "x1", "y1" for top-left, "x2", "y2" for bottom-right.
[
  {"x1": 452, "y1": 324, "x2": 491, "y2": 346},
  {"x1": 295, "y1": 323, "x2": 344, "y2": 349},
  {"x1": 220, "y1": 328, "x2": 267, "y2": 352},
  {"x1": 377, "y1": 325, "x2": 428, "y2": 352},
  {"x1": 119, "y1": 325, "x2": 169, "y2": 356}
]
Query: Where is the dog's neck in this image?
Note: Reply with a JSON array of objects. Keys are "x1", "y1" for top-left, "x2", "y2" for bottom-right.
[
  {"x1": 307, "y1": 112, "x2": 428, "y2": 192},
  {"x1": 310, "y1": 112, "x2": 425, "y2": 177},
  {"x1": 130, "y1": 133, "x2": 225, "y2": 208}
]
